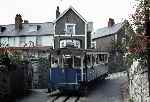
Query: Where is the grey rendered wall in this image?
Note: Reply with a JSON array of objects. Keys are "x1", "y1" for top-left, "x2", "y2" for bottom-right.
[
  {"x1": 95, "y1": 34, "x2": 115, "y2": 51},
  {"x1": 55, "y1": 9, "x2": 85, "y2": 35}
]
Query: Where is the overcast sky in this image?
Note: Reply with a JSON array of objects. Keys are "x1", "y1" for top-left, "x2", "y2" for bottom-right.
[{"x1": 0, "y1": 0, "x2": 135, "y2": 30}]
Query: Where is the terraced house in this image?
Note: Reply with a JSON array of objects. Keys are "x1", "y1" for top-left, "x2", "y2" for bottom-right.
[
  {"x1": 54, "y1": 6, "x2": 93, "y2": 49},
  {"x1": 0, "y1": 14, "x2": 54, "y2": 58}
]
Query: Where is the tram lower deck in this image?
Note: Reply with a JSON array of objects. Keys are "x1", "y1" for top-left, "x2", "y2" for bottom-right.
[{"x1": 48, "y1": 48, "x2": 109, "y2": 92}]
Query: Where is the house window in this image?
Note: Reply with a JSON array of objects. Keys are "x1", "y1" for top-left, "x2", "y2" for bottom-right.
[
  {"x1": 20, "y1": 37, "x2": 26, "y2": 46},
  {"x1": 36, "y1": 36, "x2": 42, "y2": 46},
  {"x1": 65, "y1": 23, "x2": 76, "y2": 35},
  {"x1": 60, "y1": 40, "x2": 80, "y2": 48}
]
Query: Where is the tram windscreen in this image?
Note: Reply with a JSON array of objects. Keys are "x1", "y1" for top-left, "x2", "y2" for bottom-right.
[
  {"x1": 62, "y1": 55, "x2": 81, "y2": 68},
  {"x1": 63, "y1": 55, "x2": 73, "y2": 68}
]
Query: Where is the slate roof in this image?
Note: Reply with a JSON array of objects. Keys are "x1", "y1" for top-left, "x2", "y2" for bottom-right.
[
  {"x1": 0, "y1": 22, "x2": 54, "y2": 37},
  {"x1": 93, "y1": 22, "x2": 124, "y2": 40}
]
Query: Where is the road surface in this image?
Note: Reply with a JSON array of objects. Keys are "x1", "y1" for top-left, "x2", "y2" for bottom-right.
[{"x1": 14, "y1": 72, "x2": 127, "y2": 102}]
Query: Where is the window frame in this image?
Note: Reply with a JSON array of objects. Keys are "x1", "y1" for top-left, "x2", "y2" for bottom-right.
[
  {"x1": 65, "y1": 23, "x2": 76, "y2": 35},
  {"x1": 19, "y1": 36, "x2": 26, "y2": 46}
]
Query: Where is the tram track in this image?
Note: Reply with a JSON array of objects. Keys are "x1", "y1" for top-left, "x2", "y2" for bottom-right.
[{"x1": 48, "y1": 91, "x2": 86, "y2": 102}]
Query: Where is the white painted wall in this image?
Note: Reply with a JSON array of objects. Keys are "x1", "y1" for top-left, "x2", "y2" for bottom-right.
[
  {"x1": 26, "y1": 36, "x2": 36, "y2": 46},
  {"x1": 0, "y1": 35, "x2": 54, "y2": 47},
  {"x1": 41, "y1": 36, "x2": 53, "y2": 47}
]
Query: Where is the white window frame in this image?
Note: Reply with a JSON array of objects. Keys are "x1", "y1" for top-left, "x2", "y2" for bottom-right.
[
  {"x1": 60, "y1": 40, "x2": 80, "y2": 48},
  {"x1": 65, "y1": 23, "x2": 76, "y2": 35},
  {"x1": 115, "y1": 34, "x2": 117, "y2": 41},
  {"x1": 36, "y1": 36, "x2": 42, "y2": 46}
]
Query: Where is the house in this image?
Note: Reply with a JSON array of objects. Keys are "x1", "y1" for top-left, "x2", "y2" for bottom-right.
[
  {"x1": 93, "y1": 18, "x2": 129, "y2": 73},
  {"x1": 0, "y1": 14, "x2": 54, "y2": 58},
  {"x1": 0, "y1": 14, "x2": 54, "y2": 88},
  {"x1": 53, "y1": 6, "x2": 93, "y2": 49}
]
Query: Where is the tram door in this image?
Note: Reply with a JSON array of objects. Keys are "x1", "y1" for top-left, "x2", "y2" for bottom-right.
[
  {"x1": 62, "y1": 55, "x2": 81, "y2": 84},
  {"x1": 50, "y1": 55, "x2": 81, "y2": 84}
]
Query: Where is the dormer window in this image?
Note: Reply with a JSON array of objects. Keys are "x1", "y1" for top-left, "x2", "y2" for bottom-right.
[
  {"x1": 65, "y1": 23, "x2": 76, "y2": 35},
  {"x1": 1, "y1": 26, "x2": 6, "y2": 32}
]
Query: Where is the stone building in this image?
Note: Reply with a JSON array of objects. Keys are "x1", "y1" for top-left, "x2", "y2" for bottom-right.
[
  {"x1": 93, "y1": 19, "x2": 129, "y2": 73},
  {"x1": 54, "y1": 6, "x2": 93, "y2": 49}
]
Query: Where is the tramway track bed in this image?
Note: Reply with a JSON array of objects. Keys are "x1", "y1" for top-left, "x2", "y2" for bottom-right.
[{"x1": 47, "y1": 90, "x2": 87, "y2": 102}]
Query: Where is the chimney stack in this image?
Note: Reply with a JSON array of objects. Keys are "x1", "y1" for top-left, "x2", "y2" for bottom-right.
[
  {"x1": 56, "y1": 6, "x2": 60, "y2": 19},
  {"x1": 15, "y1": 14, "x2": 23, "y2": 31},
  {"x1": 108, "y1": 18, "x2": 115, "y2": 27},
  {"x1": 24, "y1": 20, "x2": 29, "y2": 24}
]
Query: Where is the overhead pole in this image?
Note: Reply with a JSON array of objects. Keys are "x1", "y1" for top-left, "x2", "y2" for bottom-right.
[{"x1": 144, "y1": 0, "x2": 150, "y2": 96}]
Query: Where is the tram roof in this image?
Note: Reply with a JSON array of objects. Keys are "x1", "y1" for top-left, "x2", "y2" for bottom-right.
[{"x1": 51, "y1": 48, "x2": 109, "y2": 56}]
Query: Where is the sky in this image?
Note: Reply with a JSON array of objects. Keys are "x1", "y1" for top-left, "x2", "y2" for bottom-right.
[{"x1": 0, "y1": 0, "x2": 135, "y2": 30}]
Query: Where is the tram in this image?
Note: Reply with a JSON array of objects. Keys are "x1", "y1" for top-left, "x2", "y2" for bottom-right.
[{"x1": 48, "y1": 47, "x2": 109, "y2": 92}]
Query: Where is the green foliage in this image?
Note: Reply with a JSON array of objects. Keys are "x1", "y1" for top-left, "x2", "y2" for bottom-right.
[
  {"x1": 124, "y1": 0, "x2": 150, "y2": 66},
  {"x1": 128, "y1": 98, "x2": 134, "y2": 102},
  {"x1": 130, "y1": 0, "x2": 150, "y2": 34},
  {"x1": 8, "y1": 51, "x2": 24, "y2": 64},
  {"x1": 0, "y1": 52, "x2": 11, "y2": 65},
  {"x1": 0, "y1": 49, "x2": 25, "y2": 66},
  {"x1": 37, "y1": 57, "x2": 50, "y2": 68}
]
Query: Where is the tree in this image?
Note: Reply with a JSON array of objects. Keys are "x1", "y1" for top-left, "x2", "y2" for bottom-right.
[
  {"x1": 130, "y1": 0, "x2": 150, "y2": 34},
  {"x1": 127, "y1": 0, "x2": 150, "y2": 99}
]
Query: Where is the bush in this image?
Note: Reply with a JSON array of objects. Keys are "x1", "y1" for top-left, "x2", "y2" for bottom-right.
[{"x1": 128, "y1": 98, "x2": 134, "y2": 102}]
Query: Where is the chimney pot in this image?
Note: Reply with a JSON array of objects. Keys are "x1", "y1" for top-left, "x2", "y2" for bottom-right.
[
  {"x1": 108, "y1": 18, "x2": 115, "y2": 27},
  {"x1": 56, "y1": 6, "x2": 60, "y2": 19}
]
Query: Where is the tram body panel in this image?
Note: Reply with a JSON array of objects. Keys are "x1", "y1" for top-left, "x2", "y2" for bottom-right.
[
  {"x1": 85, "y1": 64, "x2": 108, "y2": 82},
  {"x1": 48, "y1": 68, "x2": 81, "y2": 90}
]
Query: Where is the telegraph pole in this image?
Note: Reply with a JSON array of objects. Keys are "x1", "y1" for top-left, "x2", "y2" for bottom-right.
[{"x1": 144, "y1": 0, "x2": 150, "y2": 96}]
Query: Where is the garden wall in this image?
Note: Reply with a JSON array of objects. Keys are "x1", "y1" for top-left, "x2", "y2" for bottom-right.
[{"x1": 129, "y1": 60, "x2": 150, "y2": 102}]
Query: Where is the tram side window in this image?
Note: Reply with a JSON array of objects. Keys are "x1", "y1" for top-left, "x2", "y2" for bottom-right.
[
  {"x1": 74, "y1": 56, "x2": 81, "y2": 68},
  {"x1": 92, "y1": 55, "x2": 95, "y2": 65},
  {"x1": 98, "y1": 54, "x2": 108, "y2": 63},
  {"x1": 83, "y1": 55, "x2": 91, "y2": 68}
]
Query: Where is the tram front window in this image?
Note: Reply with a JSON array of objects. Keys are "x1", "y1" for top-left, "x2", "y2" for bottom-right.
[
  {"x1": 63, "y1": 55, "x2": 73, "y2": 68},
  {"x1": 63, "y1": 55, "x2": 81, "y2": 68}
]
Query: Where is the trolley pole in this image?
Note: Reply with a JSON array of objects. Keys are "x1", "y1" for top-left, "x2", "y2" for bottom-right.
[{"x1": 144, "y1": 0, "x2": 150, "y2": 96}]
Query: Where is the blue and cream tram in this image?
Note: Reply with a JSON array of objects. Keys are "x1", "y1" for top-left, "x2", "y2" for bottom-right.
[{"x1": 48, "y1": 48, "x2": 109, "y2": 92}]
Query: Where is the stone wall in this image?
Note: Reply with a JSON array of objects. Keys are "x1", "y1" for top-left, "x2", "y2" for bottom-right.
[{"x1": 129, "y1": 60, "x2": 150, "y2": 102}]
